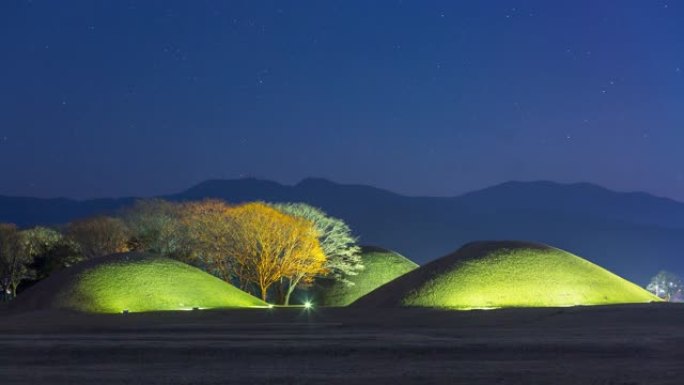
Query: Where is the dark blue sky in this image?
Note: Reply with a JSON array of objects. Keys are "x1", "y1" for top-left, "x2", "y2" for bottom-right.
[{"x1": 1, "y1": 1, "x2": 683, "y2": 199}]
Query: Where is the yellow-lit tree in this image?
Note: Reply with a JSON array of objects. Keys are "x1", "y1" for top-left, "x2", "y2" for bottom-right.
[{"x1": 224, "y1": 203, "x2": 326, "y2": 303}]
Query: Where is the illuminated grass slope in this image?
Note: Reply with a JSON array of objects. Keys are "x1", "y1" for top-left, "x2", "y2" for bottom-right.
[
  {"x1": 314, "y1": 246, "x2": 418, "y2": 306},
  {"x1": 353, "y1": 241, "x2": 660, "y2": 309},
  {"x1": 15, "y1": 253, "x2": 266, "y2": 313}
]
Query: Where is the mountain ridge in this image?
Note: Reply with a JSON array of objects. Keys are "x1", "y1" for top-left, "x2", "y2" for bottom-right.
[{"x1": 4, "y1": 177, "x2": 681, "y2": 203}]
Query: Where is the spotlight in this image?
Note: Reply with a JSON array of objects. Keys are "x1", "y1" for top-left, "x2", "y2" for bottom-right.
[{"x1": 304, "y1": 301, "x2": 313, "y2": 309}]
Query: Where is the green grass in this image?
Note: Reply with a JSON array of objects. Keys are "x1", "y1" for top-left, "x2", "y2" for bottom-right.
[
  {"x1": 315, "y1": 246, "x2": 418, "y2": 306},
  {"x1": 401, "y1": 245, "x2": 660, "y2": 308},
  {"x1": 51, "y1": 255, "x2": 266, "y2": 313}
]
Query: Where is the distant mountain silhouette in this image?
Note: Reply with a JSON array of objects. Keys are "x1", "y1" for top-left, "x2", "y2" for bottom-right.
[
  {"x1": 458, "y1": 181, "x2": 684, "y2": 229},
  {"x1": 1, "y1": 177, "x2": 683, "y2": 284}
]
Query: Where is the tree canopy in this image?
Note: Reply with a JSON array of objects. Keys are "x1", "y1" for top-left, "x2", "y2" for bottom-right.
[
  {"x1": 22, "y1": 226, "x2": 82, "y2": 280},
  {"x1": 647, "y1": 271, "x2": 683, "y2": 302},
  {"x1": 123, "y1": 199, "x2": 186, "y2": 258},
  {"x1": 66, "y1": 216, "x2": 130, "y2": 259},
  {"x1": 180, "y1": 199, "x2": 236, "y2": 281},
  {"x1": 271, "y1": 203, "x2": 362, "y2": 287},
  {"x1": 222, "y1": 202, "x2": 326, "y2": 303},
  {"x1": 0, "y1": 223, "x2": 32, "y2": 299}
]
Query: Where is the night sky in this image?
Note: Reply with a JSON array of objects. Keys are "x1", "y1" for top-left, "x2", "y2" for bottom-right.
[{"x1": 1, "y1": 1, "x2": 683, "y2": 200}]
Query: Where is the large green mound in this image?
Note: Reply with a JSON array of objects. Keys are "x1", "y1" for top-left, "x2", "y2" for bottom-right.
[
  {"x1": 14, "y1": 253, "x2": 267, "y2": 313},
  {"x1": 314, "y1": 246, "x2": 418, "y2": 306},
  {"x1": 353, "y1": 241, "x2": 660, "y2": 309}
]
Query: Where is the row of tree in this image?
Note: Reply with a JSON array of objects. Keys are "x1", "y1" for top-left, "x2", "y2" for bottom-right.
[{"x1": 0, "y1": 200, "x2": 364, "y2": 304}]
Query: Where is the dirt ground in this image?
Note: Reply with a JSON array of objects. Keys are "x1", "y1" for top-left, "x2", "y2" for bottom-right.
[{"x1": 0, "y1": 304, "x2": 682, "y2": 384}]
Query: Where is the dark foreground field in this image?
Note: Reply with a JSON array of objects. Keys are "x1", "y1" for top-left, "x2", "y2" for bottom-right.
[{"x1": 1, "y1": 304, "x2": 683, "y2": 384}]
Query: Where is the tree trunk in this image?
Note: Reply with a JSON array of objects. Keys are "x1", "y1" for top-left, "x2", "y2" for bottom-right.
[
  {"x1": 10, "y1": 283, "x2": 17, "y2": 300},
  {"x1": 260, "y1": 285, "x2": 267, "y2": 302},
  {"x1": 284, "y1": 276, "x2": 303, "y2": 306},
  {"x1": 270, "y1": 279, "x2": 285, "y2": 305},
  {"x1": 284, "y1": 288, "x2": 292, "y2": 306}
]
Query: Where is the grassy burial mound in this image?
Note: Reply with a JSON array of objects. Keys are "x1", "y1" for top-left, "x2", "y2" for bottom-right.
[
  {"x1": 314, "y1": 246, "x2": 418, "y2": 306},
  {"x1": 353, "y1": 241, "x2": 660, "y2": 309},
  {"x1": 14, "y1": 252, "x2": 266, "y2": 313}
]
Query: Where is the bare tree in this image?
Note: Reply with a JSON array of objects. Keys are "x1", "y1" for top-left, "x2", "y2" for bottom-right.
[
  {"x1": 0, "y1": 224, "x2": 32, "y2": 300},
  {"x1": 66, "y1": 216, "x2": 130, "y2": 259},
  {"x1": 271, "y1": 203, "x2": 363, "y2": 286},
  {"x1": 123, "y1": 199, "x2": 187, "y2": 258},
  {"x1": 647, "y1": 271, "x2": 683, "y2": 302}
]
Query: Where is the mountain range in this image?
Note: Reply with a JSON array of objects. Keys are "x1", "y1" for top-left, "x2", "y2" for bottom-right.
[{"x1": 2, "y1": 177, "x2": 683, "y2": 285}]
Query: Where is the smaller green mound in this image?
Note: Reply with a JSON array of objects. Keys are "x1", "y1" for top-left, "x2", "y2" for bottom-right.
[
  {"x1": 353, "y1": 241, "x2": 660, "y2": 309},
  {"x1": 314, "y1": 246, "x2": 418, "y2": 306},
  {"x1": 14, "y1": 253, "x2": 266, "y2": 313}
]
